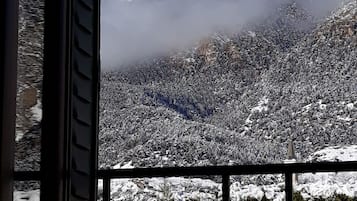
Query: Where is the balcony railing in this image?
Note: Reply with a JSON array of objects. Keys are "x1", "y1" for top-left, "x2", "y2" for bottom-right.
[{"x1": 14, "y1": 161, "x2": 357, "y2": 201}]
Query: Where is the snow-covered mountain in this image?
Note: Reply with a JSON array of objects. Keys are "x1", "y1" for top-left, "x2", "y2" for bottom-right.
[{"x1": 99, "y1": 0, "x2": 357, "y2": 168}]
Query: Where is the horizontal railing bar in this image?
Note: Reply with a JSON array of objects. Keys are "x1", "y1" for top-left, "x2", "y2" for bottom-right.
[
  {"x1": 97, "y1": 161, "x2": 357, "y2": 179},
  {"x1": 14, "y1": 171, "x2": 41, "y2": 181},
  {"x1": 13, "y1": 161, "x2": 357, "y2": 181}
]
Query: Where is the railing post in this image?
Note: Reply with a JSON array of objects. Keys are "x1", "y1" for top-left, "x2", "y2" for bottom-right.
[
  {"x1": 103, "y1": 178, "x2": 111, "y2": 201},
  {"x1": 285, "y1": 172, "x2": 293, "y2": 201},
  {"x1": 222, "y1": 174, "x2": 230, "y2": 201}
]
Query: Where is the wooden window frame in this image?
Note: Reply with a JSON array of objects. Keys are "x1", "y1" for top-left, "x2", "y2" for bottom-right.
[{"x1": 0, "y1": 0, "x2": 19, "y2": 200}]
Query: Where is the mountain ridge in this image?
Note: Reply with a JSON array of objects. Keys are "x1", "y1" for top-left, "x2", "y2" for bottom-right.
[{"x1": 100, "y1": 0, "x2": 357, "y2": 168}]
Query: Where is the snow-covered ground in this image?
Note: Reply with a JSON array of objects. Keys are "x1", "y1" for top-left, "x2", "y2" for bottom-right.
[
  {"x1": 98, "y1": 177, "x2": 222, "y2": 201},
  {"x1": 308, "y1": 145, "x2": 357, "y2": 162},
  {"x1": 297, "y1": 172, "x2": 357, "y2": 199},
  {"x1": 14, "y1": 145, "x2": 357, "y2": 201},
  {"x1": 94, "y1": 145, "x2": 357, "y2": 201}
]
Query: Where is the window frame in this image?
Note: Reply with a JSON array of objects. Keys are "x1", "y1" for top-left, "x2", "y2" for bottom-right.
[
  {"x1": 0, "y1": 0, "x2": 19, "y2": 200},
  {"x1": 40, "y1": 0, "x2": 100, "y2": 200}
]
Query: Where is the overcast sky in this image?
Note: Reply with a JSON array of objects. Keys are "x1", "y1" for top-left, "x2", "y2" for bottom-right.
[{"x1": 101, "y1": 0, "x2": 342, "y2": 70}]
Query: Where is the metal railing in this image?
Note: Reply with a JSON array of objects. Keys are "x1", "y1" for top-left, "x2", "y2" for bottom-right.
[{"x1": 15, "y1": 161, "x2": 357, "y2": 201}]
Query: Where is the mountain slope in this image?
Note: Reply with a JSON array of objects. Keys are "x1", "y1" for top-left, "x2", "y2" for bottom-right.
[{"x1": 100, "y1": 0, "x2": 357, "y2": 168}]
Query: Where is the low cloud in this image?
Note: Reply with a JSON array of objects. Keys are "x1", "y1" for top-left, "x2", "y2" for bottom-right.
[{"x1": 101, "y1": 0, "x2": 342, "y2": 69}]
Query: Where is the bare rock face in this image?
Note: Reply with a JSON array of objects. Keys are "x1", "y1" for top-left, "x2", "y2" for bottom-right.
[
  {"x1": 20, "y1": 87, "x2": 38, "y2": 108},
  {"x1": 16, "y1": 87, "x2": 38, "y2": 141},
  {"x1": 196, "y1": 38, "x2": 220, "y2": 66}
]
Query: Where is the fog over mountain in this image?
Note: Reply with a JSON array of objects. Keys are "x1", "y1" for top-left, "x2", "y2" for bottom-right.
[{"x1": 101, "y1": 0, "x2": 342, "y2": 68}]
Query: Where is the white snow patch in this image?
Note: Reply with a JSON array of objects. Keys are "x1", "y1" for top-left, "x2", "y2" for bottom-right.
[
  {"x1": 283, "y1": 159, "x2": 297, "y2": 164},
  {"x1": 245, "y1": 96, "x2": 269, "y2": 124},
  {"x1": 14, "y1": 190, "x2": 39, "y2": 201},
  {"x1": 31, "y1": 100, "x2": 42, "y2": 122},
  {"x1": 346, "y1": 103, "x2": 354, "y2": 110},
  {"x1": 251, "y1": 96, "x2": 269, "y2": 113},
  {"x1": 337, "y1": 115, "x2": 352, "y2": 122},
  {"x1": 184, "y1": 58, "x2": 195, "y2": 63},
  {"x1": 300, "y1": 103, "x2": 312, "y2": 115},
  {"x1": 308, "y1": 145, "x2": 357, "y2": 162},
  {"x1": 16, "y1": 130, "x2": 24, "y2": 142},
  {"x1": 318, "y1": 99, "x2": 327, "y2": 110},
  {"x1": 245, "y1": 117, "x2": 253, "y2": 124},
  {"x1": 15, "y1": 99, "x2": 42, "y2": 141},
  {"x1": 113, "y1": 161, "x2": 134, "y2": 169},
  {"x1": 303, "y1": 104, "x2": 312, "y2": 110},
  {"x1": 264, "y1": 135, "x2": 273, "y2": 140},
  {"x1": 247, "y1": 31, "x2": 256, "y2": 37}
]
